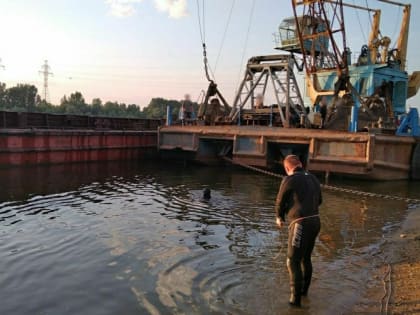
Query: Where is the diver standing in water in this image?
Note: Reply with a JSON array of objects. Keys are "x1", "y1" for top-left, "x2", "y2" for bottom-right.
[{"x1": 274, "y1": 155, "x2": 322, "y2": 307}]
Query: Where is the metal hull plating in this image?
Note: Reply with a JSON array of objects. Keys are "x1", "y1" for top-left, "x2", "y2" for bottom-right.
[
  {"x1": 0, "y1": 129, "x2": 157, "y2": 166},
  {"x1": 158, "y1": 126, "x2": 418, "y2": 180}
]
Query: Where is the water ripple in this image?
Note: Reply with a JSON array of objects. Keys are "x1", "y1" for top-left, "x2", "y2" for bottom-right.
[{"x1": 0, "y1": 162, "x2": 413, "y2": 315}]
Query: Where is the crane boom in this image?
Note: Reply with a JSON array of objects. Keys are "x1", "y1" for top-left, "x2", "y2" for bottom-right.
[
  {"x1": 396, "y1": 4, "x2": 410, "y2": 70},
  {"x1": 375, "y1": 0, "x2": 411, "y2": 70}
]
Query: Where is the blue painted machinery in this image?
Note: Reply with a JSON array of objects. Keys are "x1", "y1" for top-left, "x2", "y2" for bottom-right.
[{"x1": 397, "y1": 108, "x2": 420, "y2": 136}]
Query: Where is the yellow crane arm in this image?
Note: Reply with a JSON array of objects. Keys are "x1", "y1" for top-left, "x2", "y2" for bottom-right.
[
  {"x1": 368, "y1": 10, "x2": 381, "y2": 64},
  {"x1": 396, "y1": 4, "x2": 411, "y2": 71},
  {"x1": 377, "y1": 0, "x2": 411, "y2": 70}
]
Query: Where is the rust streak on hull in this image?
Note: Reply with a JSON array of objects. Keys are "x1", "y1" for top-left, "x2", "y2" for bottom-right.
[{"x1": 0, "y1": 129, "x2": 157, "y2": 166}]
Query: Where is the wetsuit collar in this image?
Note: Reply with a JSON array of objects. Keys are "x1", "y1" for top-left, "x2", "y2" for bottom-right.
[{"x1": 292, "y1": 167, "x2": 304, "y2": 174}]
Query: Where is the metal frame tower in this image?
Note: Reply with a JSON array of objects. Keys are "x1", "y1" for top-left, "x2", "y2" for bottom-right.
[
  {"x1": 229, "y1": 54, "x2": 308, "y2": 127},
  {"x1": 291, "y1": 0, "x2": 348, "y2": 77},
  {"x1": 39, "y1": 60, "x2": 53, "y2": 102}
]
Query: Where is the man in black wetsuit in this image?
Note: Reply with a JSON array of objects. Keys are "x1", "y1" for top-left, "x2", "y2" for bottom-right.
[{"x1": 274, "y1": 155, "x2": 322, "y2": 307}]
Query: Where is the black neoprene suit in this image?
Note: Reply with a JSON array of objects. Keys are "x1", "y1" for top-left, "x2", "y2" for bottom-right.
[{"x1": 274, "y1": 167, "x2": 322, "y2": 301}]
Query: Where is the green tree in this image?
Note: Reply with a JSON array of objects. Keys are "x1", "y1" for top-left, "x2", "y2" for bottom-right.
[
  {"x1": 141, "y1": 97, "x2": 199, "y2": 119},
  {"x1": 0, "y1": 82, "x2": 7, "y2": 108},
  {"x1": 91, "y1": 98, "x2": 102, "y2": 116},
  {"x1": 4, "y1": 84, "x2": 38, "y2": 111},
  {"x1": 60, "y1": 91, "x2": 88, "y2": 114},
  {"x1": 0, "y1": 83, "x2": 196, "y2": 122},
  {"x1": 37, "y1": 100, "x2": 56, "y2": 113},
  {"x1": 143, "y1": 98, "x2": 180, "y2": 118},
  {"x1": 127, "y1": 104, "x2": 142, "y2": 117},
  {"x1": 103, "y1": 101, "x2": 121, "y2": 117}
]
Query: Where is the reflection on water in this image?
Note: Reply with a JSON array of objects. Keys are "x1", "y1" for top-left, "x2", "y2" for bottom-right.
[{"x1": 0, "y1": 161, "x2": 418, "y2": 315}]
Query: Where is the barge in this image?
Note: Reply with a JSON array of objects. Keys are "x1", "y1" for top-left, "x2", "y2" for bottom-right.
[
  {"x1": 0, "y1": 111, "x2": 160, "y2": 166},
  {"x1": 159, "y1": 125, "x2": 419, "y2": 180},
  {"x1": 158, "y1": 0, "x2": 420, "y2": 180}
]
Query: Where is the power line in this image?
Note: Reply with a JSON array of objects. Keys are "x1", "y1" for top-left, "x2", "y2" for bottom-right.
[{"x1": 38, "y1": 60, "x2": 53, "y2": 103}]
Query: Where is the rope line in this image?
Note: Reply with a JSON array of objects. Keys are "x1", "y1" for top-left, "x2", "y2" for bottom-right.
[
  {"x1": 222, "y1": 156, "x2": 420, "y2": 204},
  {"x1": 380, "y1": 262, "x2": 392, "y2": 314},
  {"x1": 222, "y1": 157, "x2": 409, "y2": 312}
]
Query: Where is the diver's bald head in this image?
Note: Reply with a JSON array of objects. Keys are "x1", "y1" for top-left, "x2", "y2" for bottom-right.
[{"x1": 283, "y1": 155, "x2": 302, "y2": 175}]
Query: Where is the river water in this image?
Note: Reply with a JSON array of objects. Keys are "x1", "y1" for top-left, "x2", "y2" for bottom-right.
[{"x1": 0, "y1": 161, "x2": 418, "y2": 315}]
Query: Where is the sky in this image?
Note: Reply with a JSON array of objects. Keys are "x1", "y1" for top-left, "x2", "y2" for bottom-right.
[{"x1": 0, "y1": 0, "x2": 420, "y2": 109}]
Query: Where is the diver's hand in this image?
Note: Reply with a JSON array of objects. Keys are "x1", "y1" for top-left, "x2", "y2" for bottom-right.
[{"x1": 276, "y1": 217, "x2": 284, "y2": 228}]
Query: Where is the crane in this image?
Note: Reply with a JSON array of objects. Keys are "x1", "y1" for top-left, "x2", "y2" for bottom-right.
[{"x1": 283, "y1": 0, "x2": 417, "y2": 132}]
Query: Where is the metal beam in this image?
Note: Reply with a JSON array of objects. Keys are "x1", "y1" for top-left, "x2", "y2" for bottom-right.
[
  {"x1": 325, "y1": 0, "x2": 378, "y2": 12},
  {"x1": 269, "y1": 68, "x2": 288, "y2": 127},
  {"x1": 377, "y1": 0, "x2": 408, "y2": 7}
]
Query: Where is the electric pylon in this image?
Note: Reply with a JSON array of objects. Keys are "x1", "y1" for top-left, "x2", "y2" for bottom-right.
[{"x1": 39, "y1": 60, "x2": 53, "y2": 102}]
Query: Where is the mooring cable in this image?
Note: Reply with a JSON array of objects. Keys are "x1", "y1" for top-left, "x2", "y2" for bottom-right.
[
  {"x1": 222, "y1": 155, "x2": 414, "y2": 312},
  {"x1": 222, "y1": 156, "x2": 420, "y2": 204},
  {"x1": 221, "y1": 156, "x2": 420, "y2": 313}
]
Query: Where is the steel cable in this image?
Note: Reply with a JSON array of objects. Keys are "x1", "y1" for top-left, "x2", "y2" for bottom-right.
[
  {"x1": 222, "y1": 156, "x2": 420, "y2": 204},
  {"x1": 236, "y1": 0, "x2": 256, "y2": 89},
  {"x1": 213, "y1": 0, "x2": 236, "y2": 74}
]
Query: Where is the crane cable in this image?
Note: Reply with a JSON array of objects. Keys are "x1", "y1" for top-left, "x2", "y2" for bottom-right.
[
  {"x1": 213, "y1": 0, "x2": 236, "y2": 73},
  {"x1": 236, "y1": 0, "x2": 256, "y2": 89},
  {"x1": 352, "y1": 0, "x2": 367, "y2": 44},
  {"x1": 196, "y1": 0, "x2": 214, "y2": 82},
  {"x1": 365, "y1": 0, "x2": 373, "y2": 28}
]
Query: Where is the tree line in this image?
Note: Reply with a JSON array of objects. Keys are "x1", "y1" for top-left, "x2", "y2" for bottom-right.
[{"x1": 0, "y1": 82, "x2": 196, "y2": 119}]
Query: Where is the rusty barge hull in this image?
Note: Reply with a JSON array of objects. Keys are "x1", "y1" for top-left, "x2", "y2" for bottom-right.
[
  {"x1": 158, "y1": 126, "x2": 419, "y2": 180},
  {"x1": 0, "y1": 129, "x2": 157, "y2": 166}
]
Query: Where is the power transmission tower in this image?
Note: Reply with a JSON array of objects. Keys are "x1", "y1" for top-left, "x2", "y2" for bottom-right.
[
  {"x1": 0, "y1": 58, "x2": 5, "y2": 71},
  {"x1": 39, "y1": 60, "x2": 53, "y2": 102}
]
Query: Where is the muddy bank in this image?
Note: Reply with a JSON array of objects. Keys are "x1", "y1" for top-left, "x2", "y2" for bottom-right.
[{"x1": 352, "y1": 205, "x2": 420, "y2": 314}]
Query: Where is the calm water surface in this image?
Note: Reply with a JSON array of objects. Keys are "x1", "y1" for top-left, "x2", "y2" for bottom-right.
[{"x1": 0, "y1": 161, "x2": 418, "y2": 315}]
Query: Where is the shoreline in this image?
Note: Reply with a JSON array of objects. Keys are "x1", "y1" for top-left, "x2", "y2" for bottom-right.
[{"x1": 353, "y1": 204, "x2": 420, "y2": 313}]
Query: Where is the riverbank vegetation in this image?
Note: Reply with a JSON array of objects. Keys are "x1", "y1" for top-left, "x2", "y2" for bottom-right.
[{"x1": 0, "y1": 82, "x2": 194, "y2": 119}]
